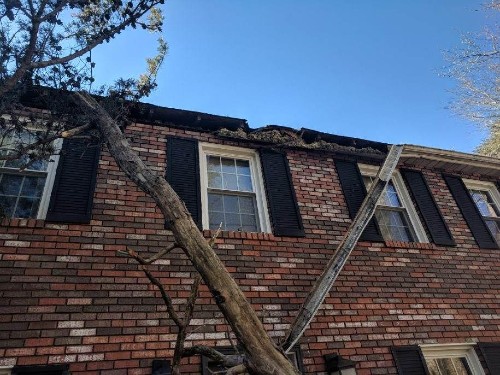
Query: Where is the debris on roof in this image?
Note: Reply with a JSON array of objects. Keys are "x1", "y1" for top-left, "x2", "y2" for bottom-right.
[{"x1": 215, "y1": 126, "x2": 385, "y2": 156}]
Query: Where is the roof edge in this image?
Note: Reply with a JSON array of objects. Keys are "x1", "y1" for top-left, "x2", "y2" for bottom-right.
[{"x1": 402, "y1": 144, "x2": 500, "y2": 172}]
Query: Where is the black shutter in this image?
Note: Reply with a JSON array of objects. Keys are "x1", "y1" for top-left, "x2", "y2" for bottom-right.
[
  {"x1": 391, "y1": 346, "x2": 429, "y2": 375},
  {"x1": 166, "y1": 137, "x2": 202, "y2": 228},
  {"x1": 443, "y1": 175, "x2": 498, "y2": 249},
  {"x1": 46, "y1": 138, "x2": 100, "y2": 223},
  {"x1": 334, "y1": 160, "x2": 383, "y2": 242},
  {"x1": 12, "y1": 365, "x2": 69, "y2": 375},
  {"x1": 260, "y1": 149, "x2": 304, "y2": 237},
  {"x1": 479, "y1": 342, "x2": 500, "y2": 375},
  {"x1": 401, "y1": 169, "x2": 455, "y2": 246}
]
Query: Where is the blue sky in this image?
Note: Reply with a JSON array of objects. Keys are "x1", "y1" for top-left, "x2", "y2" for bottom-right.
[{"x1": 92, "y1": 1, "x2": 495, "y2": 153}]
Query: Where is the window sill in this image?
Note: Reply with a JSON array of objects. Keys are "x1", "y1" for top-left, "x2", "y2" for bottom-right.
[
  {"x1": 203, "y1": 229, "x2": 276, "y2": 241},
  {"x1": 385, "y1": 240, "x2": 436, "y2": 250},
  {"x1": 0, "y1": 218, "x2": 45, "y2": 228}
]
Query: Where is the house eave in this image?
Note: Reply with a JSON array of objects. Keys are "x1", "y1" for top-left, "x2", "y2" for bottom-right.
[{"x1": 401, "y1": 145, "x2": 500, "y2": 179}]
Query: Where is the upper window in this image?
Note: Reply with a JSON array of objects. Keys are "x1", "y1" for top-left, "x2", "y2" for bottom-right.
[
  {"x1": 199, "y1": 143, "x2": 270, "y2": 233},
  {"x1": 359, "y1": 164, "x2": 427, "y2": 242},
  {"x1": 0, "y1": 130, "x2": 60, "y2": 219},
  {"x1": 464, "y1": 179, "x2": 500, "y2": 245},
  {"x1": 420, "y1": 343, "x2": 485, "y2": 375}
]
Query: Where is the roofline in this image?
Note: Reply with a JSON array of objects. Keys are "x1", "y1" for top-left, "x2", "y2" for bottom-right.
[{"x1": 401, "y1": 144, "x2": 500, "y2": 172}]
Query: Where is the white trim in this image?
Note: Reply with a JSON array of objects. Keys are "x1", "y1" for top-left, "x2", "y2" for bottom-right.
[
  {"x1": 0, "y1": 367, "x2": 12, "y2": 375},
  {"x1": 37, "y1": 138, "x2": 62, "y2": 219},
  {"x1": 358, "y1": 164, "x2": 428, "y2": 242},
  {"x1": 420, "y1": 343, "x2": 485, "y2": 375},
  {"x1": 402, "y1": 145, "x2": 500, "y2": 173},
  {"x1": 199, "y1": 143, "x2": 271, "y2": 233},
  {"x1": 463, "y1": 179, "x2": 500, "y2": 211}
]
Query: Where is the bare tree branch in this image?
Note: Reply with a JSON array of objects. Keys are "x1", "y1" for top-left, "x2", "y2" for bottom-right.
[{"x1": 182, "y1": 345, "x2": 244, "y2": 368}]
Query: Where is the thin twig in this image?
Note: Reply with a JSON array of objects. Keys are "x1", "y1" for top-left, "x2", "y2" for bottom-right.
[
  {"x1": 120, "y1": 244, "x2": 180, "y2": 265},
  {"x1": 209, "y1": 223, "x2": 223, "y2": 247},
  {"x1": 172, "y1": 275, "x2": 202, "y2": 373},
  {"x1": 182, "y1": 345, "x2": 244, "y2": 368},
  {"x1": 139, "y1": 264, "x2": 183, "y2": 327}
]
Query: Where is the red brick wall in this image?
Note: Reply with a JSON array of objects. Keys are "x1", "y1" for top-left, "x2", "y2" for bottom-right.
[{"x1": 0, "y1": 123, "x2": 499, "y2": 374}]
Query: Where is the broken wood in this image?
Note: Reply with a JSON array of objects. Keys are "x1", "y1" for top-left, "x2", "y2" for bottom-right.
[{"x1": 282, "y1": 144, "x2": 404, "y2": 352}]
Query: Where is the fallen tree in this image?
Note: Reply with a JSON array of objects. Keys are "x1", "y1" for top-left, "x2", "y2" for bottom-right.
[{"x1": 1, "y1": 1, "x2": 398, "y2": 373}]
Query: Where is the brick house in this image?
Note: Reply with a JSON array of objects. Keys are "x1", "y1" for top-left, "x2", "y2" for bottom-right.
[{"x1": 0, "y1": 103, "x2": 499, "y2": 375}]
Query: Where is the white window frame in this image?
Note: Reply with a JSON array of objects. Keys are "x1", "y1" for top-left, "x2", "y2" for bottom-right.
[
  {"x1": 463, "y1": 180, "x2": 500, "y2": 213},
  {"x1": 199, "y1": 143, "x2": 271, "y2": 233},
  {"x1": 420, "y1": 343, "x2": 485, "y2": 375},
  {"x1": 463, "y1": 179, "x2": 500, "y2": 244},
  {"x1": 358, "y1": 164, "x2": 428, "y2": 243},
  {"x1": 0, "y1": 131, "x2": 61, "y2": 220}
]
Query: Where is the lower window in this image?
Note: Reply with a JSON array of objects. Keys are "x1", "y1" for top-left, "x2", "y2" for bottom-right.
[{"x1": 421, "y1": 344, "x2": 485, "y2": 375}]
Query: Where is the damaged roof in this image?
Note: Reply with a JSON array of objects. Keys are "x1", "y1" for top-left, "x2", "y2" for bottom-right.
[{"x1": 131, "y1": 102, "x2": 389, "y2": 156}]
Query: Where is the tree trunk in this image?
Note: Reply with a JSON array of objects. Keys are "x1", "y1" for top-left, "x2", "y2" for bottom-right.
[{"x1": 74, "y1": 92, "x2": 299, "y2": 375}]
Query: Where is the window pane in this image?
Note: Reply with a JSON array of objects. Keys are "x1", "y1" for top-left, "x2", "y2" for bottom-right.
[
  {"x1": 207, "y1": 172, "x2": 222, "y2": 189},
  {"x1": 427, "y1": 357, "x2": 472, "y2": 375},
  {"x1": 14, "y1": 197, "x2": 40, "y2": 219},
  {"x1": 237, "y1": 175, "x2": 253, "y2": 192},
  {"x1": 241, "y1": 214, "x2": 257, "y2": 232},
  {"x1": 28, "y1": 158, "x2": 49, "y2": 171},
  {"x1": 208, "y1": 193, "x2": 223, "y2": 212},
  {"x1": 223, "y1": 195, "x2": 239, "y2": 213},
  {"x1": 222, "y1": 173, "x2": 238, "y2": 190},
  {"x1": 21, "y1": 176, "x2": 46, "y2": 197},
  {"x1": 208, "y1": 193, "x2": 259, "y2": 232},
  {"x1": 0, "y1": 196, "x2": 17, "y2": 218},
  {"x1": 486, "y1": 219, "x2": 500, "y2": 243},
  {"x1": 239, "y1": 196, "x2": 255, "y2": 214},
  {"x1": 207, "y1": 156, "x2": 221, "y2": 172},
  {"x1": 221, "y1": 158, "x2": 236, "y2": 173},
  {"x1": 0, "y1": 174, "x2": 23, "y2": 196},
  {"x1": 209, "y1": 212, "x2": 224, "y2": 230},
  {"x1": 3, "y1": 154, "x2": 28, "y2": 169},
  {"x1": 471, "y1": 189, "x2": 499, "y2": 217},
  {"x1": 385, "y1": 182, "x2": 402, "y2": 207},
  {"x1": 376, "y1": 209, "x2": 413, "y2": 242},
  {"x1": 224, "y1": 213, "x2": 240, "y2": 230},
  {"x1": 236, "y1": 160, "x2": 250, "y2": 175}
]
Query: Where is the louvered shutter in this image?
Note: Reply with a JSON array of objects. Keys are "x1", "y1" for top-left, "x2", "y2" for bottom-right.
[
  {"x1": 335, "y1": 160, "x2": 383, "y2": 242},
  {"x1": 46, "y1": 137, "x2": 100, "y2": 223},
  {"x1": 166, "y1": 137, "x2": 202, "y2": 228},
  {"x1": 260, "y1": 149, "x2": 304, "y2": 237},
  {"x1": 479, "y1": 342, "x2": 500, "y2": 375},
  {"x1": 392, "y1": 346, "x2": 429, "y2": 375},
  {"x1": 401, "y1": 169, "x2": 455, "y2": 246},
  {"x1": 443, "y1": 175, "x2": 498, "y2": 249}
]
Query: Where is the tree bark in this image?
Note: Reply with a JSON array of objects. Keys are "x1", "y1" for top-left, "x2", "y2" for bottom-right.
[{"x1": 74, "y1": 92, "x2": 299, "y2": 375}]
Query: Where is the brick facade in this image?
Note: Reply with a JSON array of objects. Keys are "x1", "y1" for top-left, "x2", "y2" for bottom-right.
[{"x1": 0, "y1": 119, "x2": 499, "y2": 374}]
